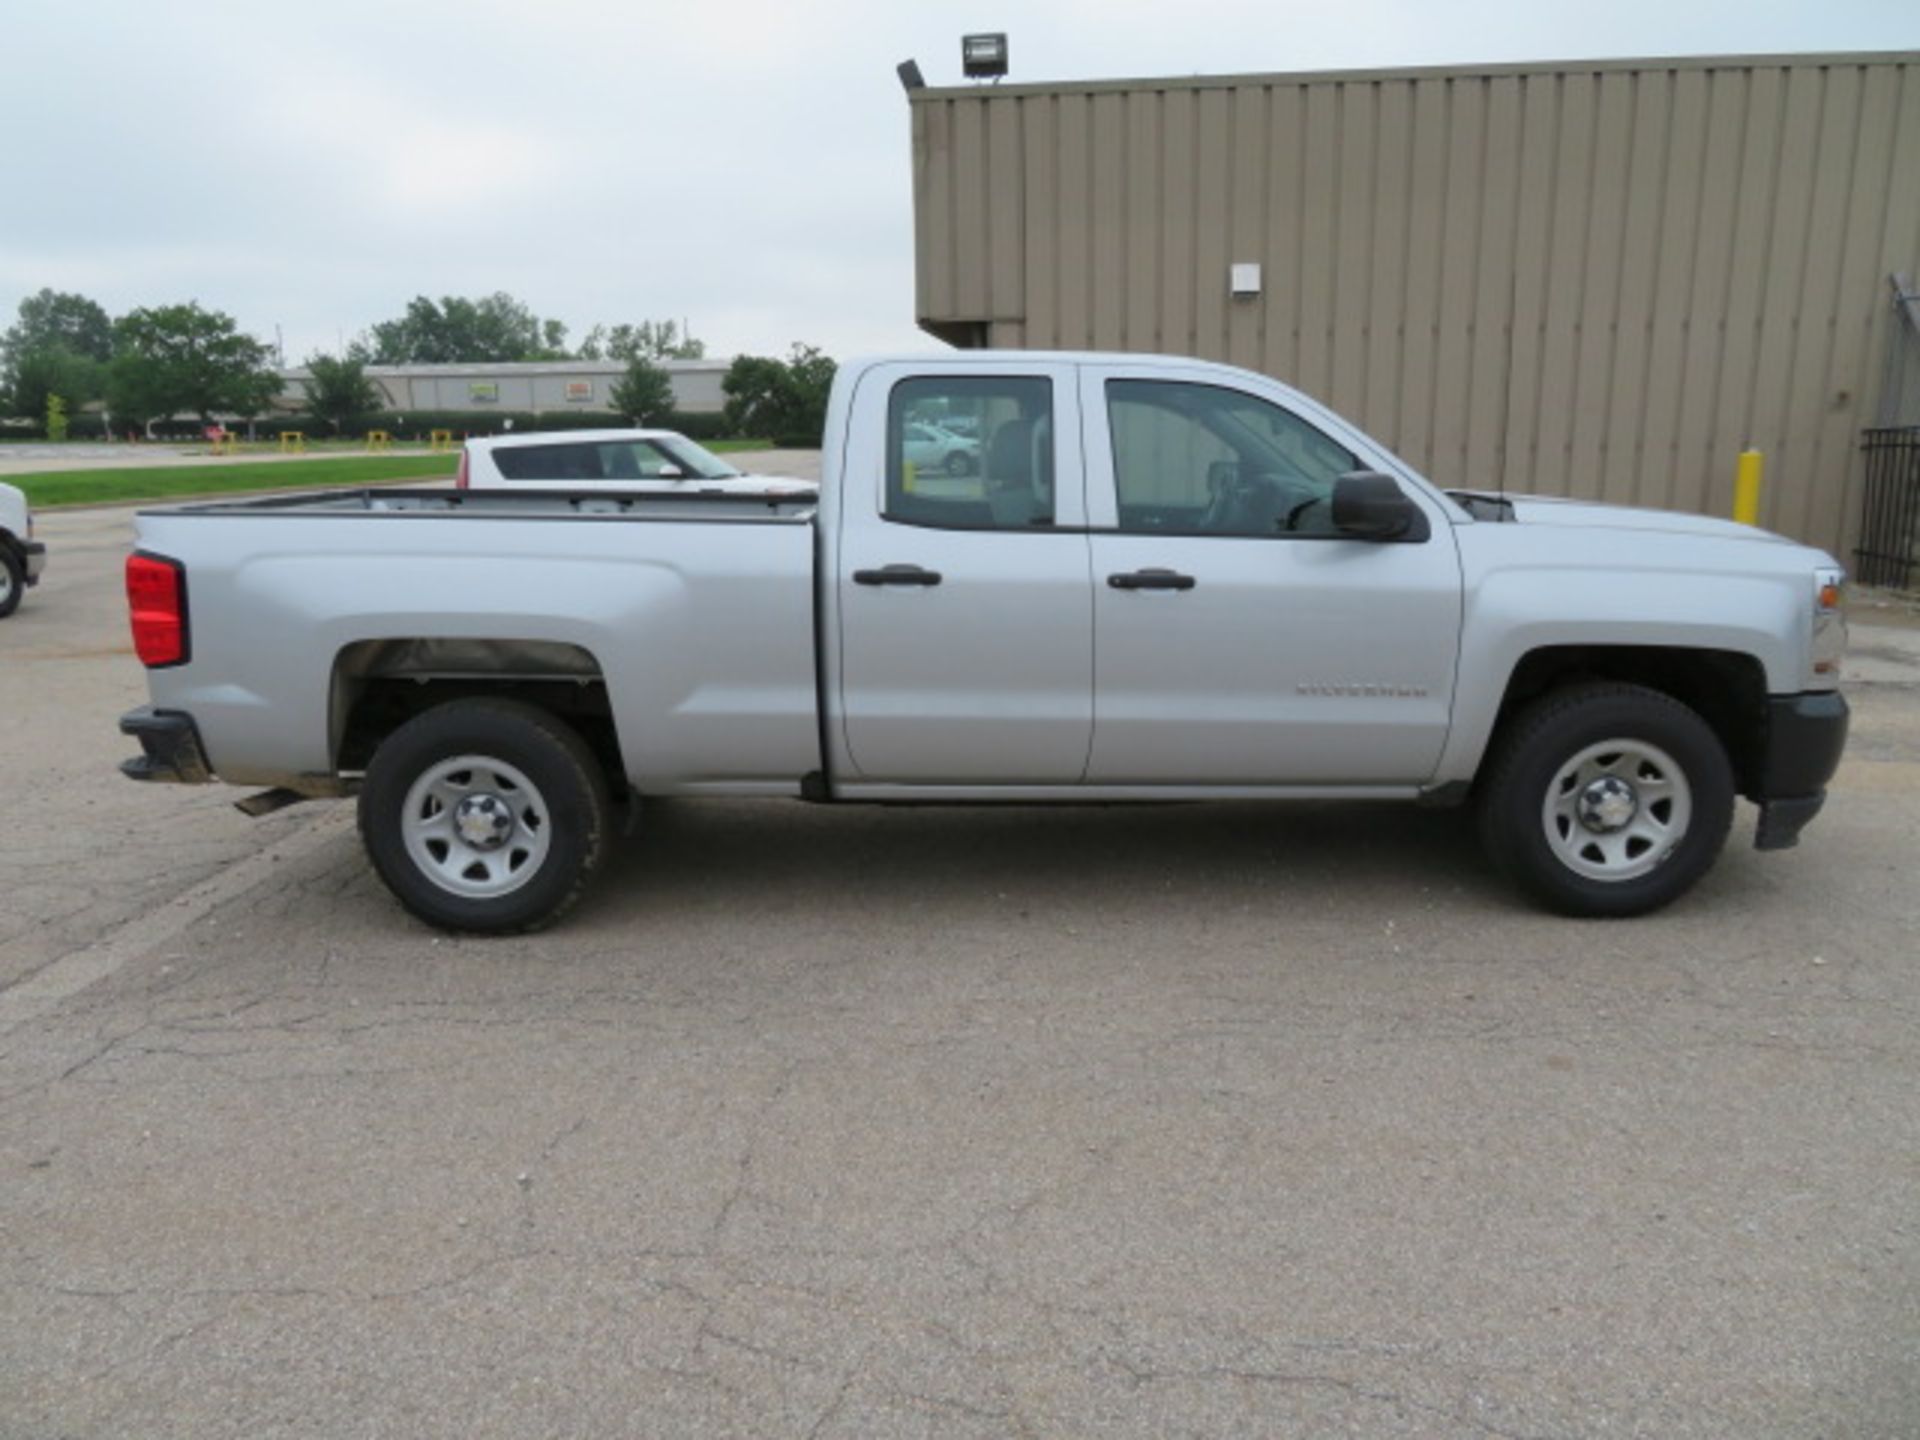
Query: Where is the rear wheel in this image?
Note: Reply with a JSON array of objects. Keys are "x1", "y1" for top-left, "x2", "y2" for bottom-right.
[
  {"x1": 944, "y1": 450, "x2": 975, "y2": 477},
  {"x1": 358, "y1": 699, "x2": 611, "y2": 933},
  {"x1": 1477, "y1": 683, "x2": 1734, "y2": 916}
]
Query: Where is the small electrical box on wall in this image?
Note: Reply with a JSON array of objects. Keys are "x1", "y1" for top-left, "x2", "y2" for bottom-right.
[{"x1": 1229, "y1": 263, "x2": 1262, "y2": 297}]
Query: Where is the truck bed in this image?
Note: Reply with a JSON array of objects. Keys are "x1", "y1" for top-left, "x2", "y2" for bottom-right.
[{"x1": 132, "y1": 487, "x2": 823, "y2": 794}]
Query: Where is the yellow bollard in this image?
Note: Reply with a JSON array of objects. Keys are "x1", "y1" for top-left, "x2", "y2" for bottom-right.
[{"x1": 1733, "y1": 450, "x2": 1763, "y2": 526}]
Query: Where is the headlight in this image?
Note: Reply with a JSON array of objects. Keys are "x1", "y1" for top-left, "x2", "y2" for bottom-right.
[{"x1": 1811, "y1": 566, "x2": 1846, "y2": 684}]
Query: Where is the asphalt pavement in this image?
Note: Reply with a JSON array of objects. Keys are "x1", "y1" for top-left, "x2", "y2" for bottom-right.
[{"x1": 1, "y1": 493, "x2": 1917, "y2": 1438}]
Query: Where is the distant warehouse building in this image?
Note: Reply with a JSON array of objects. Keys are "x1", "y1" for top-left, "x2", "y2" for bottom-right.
[
  {"x1": 271, "y1": 358, "x2": 731, "y2": 418},
  {"x1": 906, "y1": 51, "x2": 1920, "y2": 559}
]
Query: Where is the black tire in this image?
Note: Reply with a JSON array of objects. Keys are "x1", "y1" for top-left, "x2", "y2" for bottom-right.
[
  {"x1": 1477, "y1": 682, "x2": 1735, "y2": 917},
  {"x1": 944, "y1": 449, "x2": 975, "y2": 477},
  {"x1": 0, "y1": 544, "x2": 22, "y2": 619},
  {"x1": 358, "y1": 698, "x2": 612, "y2": 934}
]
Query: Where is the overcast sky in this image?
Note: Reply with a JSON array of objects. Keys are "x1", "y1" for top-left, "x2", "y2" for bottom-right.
[{"x1": 2, "y1": 0, "x2": 1913, "y2": 364}]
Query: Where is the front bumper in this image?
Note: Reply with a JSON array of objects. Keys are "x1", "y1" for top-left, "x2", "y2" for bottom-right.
[
  {"x1": 119, "y1": 706, "x2": 213, "y2": 784},
  {"x1": 21, "y1": 539, "x2": 45, "y2": 585},
  {"x1": 1751, "y1": 691, "x2": 1849, "y2": 851}
]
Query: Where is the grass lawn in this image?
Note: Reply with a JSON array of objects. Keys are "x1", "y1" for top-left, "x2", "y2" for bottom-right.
[{"x1": 13, "y1": 455, "x2": 458, "y2": 508}]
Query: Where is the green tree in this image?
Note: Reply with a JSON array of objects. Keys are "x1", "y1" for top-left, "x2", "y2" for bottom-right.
[
  {"x1": 45, "y1": 393, "x2": 68, "y2": 442},
  {"x1": 0, "y1": 288, "x2": 113, "y2": 420},
  {"x1": 359, "y1": 292, "x2": 552, "y2": 364},
  {"x1": 301, "y1": 353, "x2": 382, "y2": 434},
  {"x1": 107, "y1": 302, "x2": 278, "y2": 426},
  {"x1": 722, "y1": 343, "x2": 835, "y2": 443},
  {"x1": 608, "y1": 356, "x2": 675, "y2": 426},
  {"x1": 583, "y1": 319, "x2": 705, "y2": 362},
  {"x1": 231, "y1": 368, "x2": 286, "y2": 433},
  {"x1": 535, "y1": 317, "x2": 570, "y2": 360},
  {"x1": 2, "y1": 288, "x2": 113, "y2": 364},
  {"x1": 3, "y1": 345, "x2": 102, "y2": 424}
]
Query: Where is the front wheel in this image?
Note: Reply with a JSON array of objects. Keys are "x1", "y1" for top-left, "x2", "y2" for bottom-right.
[
  {"x1": 1477, "y1": 682, "x2": 1735, "y2": 917},
  {"x1": 944, "y1": 449, "x2": 976, "y2": 477},
  {"x1": 358, "y1": 699, "x2": 612, "y2": 933},
  {"x1": 0, "y1": 546, "x2": 22, "y2": 618}
]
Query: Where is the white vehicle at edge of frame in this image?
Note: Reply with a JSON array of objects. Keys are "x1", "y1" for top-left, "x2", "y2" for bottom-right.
[{"x1": 0, "y1": 480, "x2": 47, "y2": 619}]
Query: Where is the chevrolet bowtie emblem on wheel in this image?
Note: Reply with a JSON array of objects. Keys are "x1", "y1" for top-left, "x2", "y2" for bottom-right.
[{"x1": 1296, "y1": 683, "x2": 1430, "y2": 698}]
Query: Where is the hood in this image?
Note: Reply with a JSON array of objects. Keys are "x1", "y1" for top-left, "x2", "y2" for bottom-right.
[{"x1": 1474, "y1": 492, "x2": 1793, "y2": 545}]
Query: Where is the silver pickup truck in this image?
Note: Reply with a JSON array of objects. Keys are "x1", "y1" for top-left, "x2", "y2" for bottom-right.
[{"x1": 119, "y1": 351, "x2": 1850, "y2": 932}]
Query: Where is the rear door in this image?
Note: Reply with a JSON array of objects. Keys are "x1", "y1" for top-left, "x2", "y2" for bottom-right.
[
  {"x1": 833, "y1": 361, "x2": 1094, "y2": 783},
  {"x1": 1081, "y1": 365, "x2": 1463, "y2": 784}
]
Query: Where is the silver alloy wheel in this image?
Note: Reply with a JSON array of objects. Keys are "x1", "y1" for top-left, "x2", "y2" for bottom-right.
[
  {"x1": 1541, "y1": 738, "x2": 1693, "y2": 883},
  {"x1": 401, "y1": 754, "x2": 552, "y2": 899}
]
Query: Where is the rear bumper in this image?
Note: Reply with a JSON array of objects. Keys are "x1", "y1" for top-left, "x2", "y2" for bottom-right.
[
  {"x1": 1751, "y1": 691, "x2": 1849, "y2": 851},
  {"x1": 119, "y1": 706, "x2": 213, "y2": 784},
  {"x1": 20, "y1": 539, "x2": 45, "y2": 585}
]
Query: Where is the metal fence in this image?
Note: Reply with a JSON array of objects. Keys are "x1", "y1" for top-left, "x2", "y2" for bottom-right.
[
  {"x1": 1856, "y1": 276, "x2": 1920, "y2": 588},
  {"x1": 1856, "y1": 428, "x2": 1920, "y2": 588}
]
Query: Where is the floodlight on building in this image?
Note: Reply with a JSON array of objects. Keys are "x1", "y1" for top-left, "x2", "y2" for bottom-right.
[
  {"x1": 897, "y1": 59, "x2": 926, "y2": 92},
  {"x1": 962, "y1": 33, "x2": 1008, "y2": 81}
]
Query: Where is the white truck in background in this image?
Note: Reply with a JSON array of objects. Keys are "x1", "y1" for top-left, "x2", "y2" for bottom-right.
[
  {"x1": 119, "y1": 351, "x2": 1849, "y2": 932},
  {"x1": 0, "y1": 481, "x2": 47, "y2": 618}
]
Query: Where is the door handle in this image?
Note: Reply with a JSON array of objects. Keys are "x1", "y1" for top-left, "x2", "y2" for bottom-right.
[
  {"x1": 853, "y1": 564, "x2": 943, "y2": 587},
  {"x1": 1107, "y1": 568, "x2": 1196, "y2": 591}
]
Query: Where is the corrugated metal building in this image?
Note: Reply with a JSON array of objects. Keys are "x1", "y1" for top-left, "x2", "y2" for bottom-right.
[{"x1": 908, "y1": 51, "x2": 1920, "y2": 556}]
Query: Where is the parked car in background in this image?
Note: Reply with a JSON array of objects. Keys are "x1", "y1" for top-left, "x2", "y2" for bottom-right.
[
  {"x1": 901, "y1": 420, "x2": 979, "y2": 476},
  {"x1": 458, "y1": 429, "x2": 814, "y2": 496},
  {"x1": 0, "y1": 481, "x2": 46, "y2": 619}
]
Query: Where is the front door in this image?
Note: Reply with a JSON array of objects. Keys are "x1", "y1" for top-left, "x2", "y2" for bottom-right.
[
  {"x1": 835, "y1": 362, "x2": 1094, "y2": 784},
  {"x1": 1082, "y1": 369, "x2": 1463, "y2": 785}
]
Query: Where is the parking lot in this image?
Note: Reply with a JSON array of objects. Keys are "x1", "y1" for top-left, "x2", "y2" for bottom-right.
[{"x1": 3, "y1": 492, "x2": 1919, "y2": 1437}]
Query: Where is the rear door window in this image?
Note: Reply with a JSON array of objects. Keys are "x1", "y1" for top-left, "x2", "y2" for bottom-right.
[{"x1": 886, "y1": 376, "x2": 1054, "y2": 529}]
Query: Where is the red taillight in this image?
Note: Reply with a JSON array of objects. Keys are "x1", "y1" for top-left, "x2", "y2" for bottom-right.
[
  {"x1": 455, "y1": 448, "x2": 470, "y2": 489},
  {"x1": 126, "y1": 553, "x2": 188, "y2": 667}
]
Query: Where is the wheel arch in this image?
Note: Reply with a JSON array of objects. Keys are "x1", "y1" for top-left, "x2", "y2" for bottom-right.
[
  {"x1": 1477, "y1": 645, "x2": 1769, "y2": 798},
  {"x1": 329, "y1": 638, "x2": 629, "y2": 797}
]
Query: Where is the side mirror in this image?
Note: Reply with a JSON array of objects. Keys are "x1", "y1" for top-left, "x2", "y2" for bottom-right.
[
  {"x1": 656, "y1": 464, "x2": 684, "y2": 480},
  {"x1": 1331, "y1": 471, "x2": 1421, "y2": 540}
]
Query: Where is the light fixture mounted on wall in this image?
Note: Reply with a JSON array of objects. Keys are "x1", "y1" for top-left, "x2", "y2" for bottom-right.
[{"x1": 962, "y1": 33, "x2": 1009, "y2": 81}]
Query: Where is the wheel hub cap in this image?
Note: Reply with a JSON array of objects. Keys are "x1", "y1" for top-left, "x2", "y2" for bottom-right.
[
  {"x1": 1541, "y1": 738, "x2": 1694, "y2": 884},
  {"x1": 454, "y1": 793, "x2": 516, "y2": 850},
  {"x1": 1577, "y1": 776, "x2": 1639, "y2": 833},
  {"x1": 400, "y1": 754, "x2": 552, "y2": 900}
]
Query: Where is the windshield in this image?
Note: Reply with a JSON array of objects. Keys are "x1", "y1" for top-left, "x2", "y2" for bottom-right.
[{"x1": 656, "y1": 436, "x2": 739, "y2": 479}]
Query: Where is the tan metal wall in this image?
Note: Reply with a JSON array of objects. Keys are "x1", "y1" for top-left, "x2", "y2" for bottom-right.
[{"x1": 910, "y1": 53, "x2": 1920, "y2": 556}]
